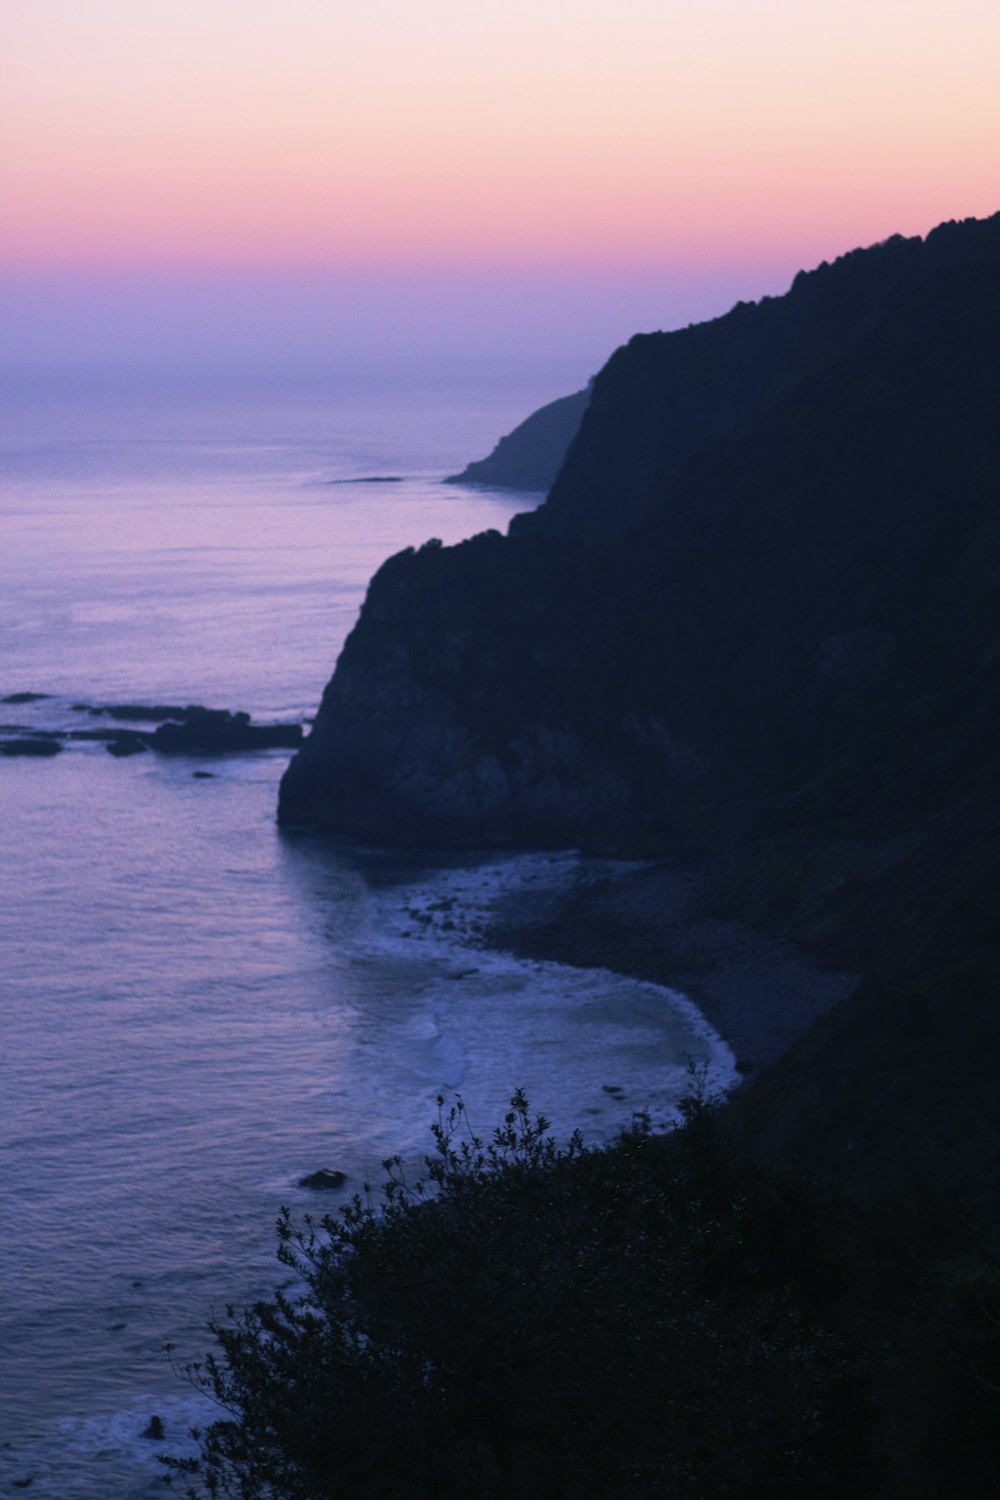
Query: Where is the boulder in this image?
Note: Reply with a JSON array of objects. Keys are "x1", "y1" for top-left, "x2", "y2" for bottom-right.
[
  {"x1": 298, "y1": 1169, "x2": 348, "y2": 1191},
  {"x1": 1, "y1": 738, "x2": 62, "y2": 757}
]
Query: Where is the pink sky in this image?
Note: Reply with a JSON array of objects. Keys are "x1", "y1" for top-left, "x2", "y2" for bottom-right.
[{"x1": 2, "y1": 0, "x2": 997, "y2": 367}]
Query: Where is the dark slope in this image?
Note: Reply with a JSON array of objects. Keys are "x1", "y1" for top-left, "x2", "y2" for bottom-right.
[
  {"x1": 729, "y1": 958, "x2": 1000, "y2": 1208},
  {"x1": 280, "y1": 213, "x2": 1000, "y2": 1202},
  {"x1": 444, "y1": 387, "x2": 589, "y2": 493},
  {"x1": 517, "y1": 214, "x2": 1000, "y2": 540},
  {"x1": 281, "y1": 215, "x2": 1000, "y2": 874}
]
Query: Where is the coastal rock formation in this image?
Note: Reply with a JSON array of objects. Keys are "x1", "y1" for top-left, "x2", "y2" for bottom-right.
[
  {"x1": 281, "y1": 211, "x2": 1000, "y2": 911},
  {"x1": 279, "y1": 530, "x2": 655, "y2": 849},
  {"x1": 78, "y1": 703, "x2": 302, "y2": 753},
  {"x1": 280, "y1": 212, "x2": 1000, "y2": 1209},
  {"x1": 148, "y1": 707, "x2": 302, "y2": 754},
  {"x1": 445, "y1": 388, "x2": 590, "y2": 493},
  {"x1": 298, "y1": 1169, "x2": 348, "y2": 1190},
  {"x1": 1, "y1": 702, "x2": 303, "y2": 759},
  {"x1": 0, "y1": 737, "x2": 62, "y2": 757},
  {"x1": 515, "y1": 219, "x2": 1000, "y2": 541}
]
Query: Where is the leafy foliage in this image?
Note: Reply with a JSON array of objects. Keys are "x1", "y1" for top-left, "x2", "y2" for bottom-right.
[{"x1": 169, "y1": 1089, "x2": 873, "y2": 1499}]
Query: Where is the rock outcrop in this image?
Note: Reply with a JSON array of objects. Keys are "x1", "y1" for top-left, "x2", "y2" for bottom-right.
[
  {"x1": 279, "y1": 530, "x2": 644, "y2": 847},
  {"x1": 280, "y1": 213, "x2": 1000, "y2": 919},
  {"x1": 0, "y1": 737, "x2": 62, "y2": 757},
  {"x1": 1, "y1": 702, "x2": 303, "y2": 760},
  {"x1": 298, "y1": 1169, "x2": 348, "y2": 1190},
  {"x1": 147, "y1": 707, "x2": 302, "y2": 754},
  {"x1": 280, "y1": 211, "x2": 1000, "y2": 1218}
]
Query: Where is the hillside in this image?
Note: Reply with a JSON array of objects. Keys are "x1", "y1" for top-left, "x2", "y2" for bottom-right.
[
  {"x1": 514, "y1": 221, "x2": 992, "y2": 540},
  {"x1": 279, "y1": 213, "x2": 1000, "y2": 1205}
]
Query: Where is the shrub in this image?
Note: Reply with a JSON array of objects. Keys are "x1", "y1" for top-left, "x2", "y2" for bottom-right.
[{"x1": 168, "y1": 1089, "x2": 873, "y2": 1499}]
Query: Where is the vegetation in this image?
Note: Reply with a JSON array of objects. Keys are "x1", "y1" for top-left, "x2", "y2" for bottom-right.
[{"x1": 169, "y1": 1089, "x2": 875, "y2": 1499}]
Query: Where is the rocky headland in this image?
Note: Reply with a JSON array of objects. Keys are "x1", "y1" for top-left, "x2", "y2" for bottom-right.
[
  {"x1": 445, "y1": 387, "x2": 590, "y2": 492},
  {"x1": 279, "y1": 212, "x2": 1000, "y2": 1211}
]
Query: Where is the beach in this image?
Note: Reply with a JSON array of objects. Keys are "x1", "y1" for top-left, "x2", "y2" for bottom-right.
[{"x1": 483, "y1": 857, "x2": 855, "y2": 1073}]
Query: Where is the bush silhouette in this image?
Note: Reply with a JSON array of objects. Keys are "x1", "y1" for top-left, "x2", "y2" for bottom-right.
[{"x1": 169, "y1": 1090, "x2": 874, "y2": 1498}]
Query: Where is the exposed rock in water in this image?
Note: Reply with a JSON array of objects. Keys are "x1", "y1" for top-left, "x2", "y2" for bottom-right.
[
  {"x1": 3, "y1": 702, "x2": 303, "y2": 758},
  {"x1": 445, "y1": 388, "x2": 590, "y2": 494},
  {"x1": 94, "y1": 703, "x2": 192, "y2": 722},
  {"x1": 105, "y1": 734, "x2": 148, "y2": 757},
  {"x1": 329, "y1": 475, "x2": 404, "y2": 485},
  {"x1": 1, "y1": 737, "x2": 63, "y2": 757},
  {"x1": 298, "y1": 1169, "x2": 348, "y2": 1190},
  {"x1": 149, "y1": 707, "x2": 302, "y2": 754},
  {"x1": 94, "y1": 710, "x2": 301, "y2": 754},
  {"x1": 1, "y1": 692, "x2": 50, "y2": 704},
  {"x1": 141, "y1": 1414, "x2": 165, "y2": 1441}
]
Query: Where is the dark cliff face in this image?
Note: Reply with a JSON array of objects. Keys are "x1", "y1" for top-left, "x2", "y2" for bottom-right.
[
  {"x1": 444, "y1": 387, "x2": 590, "y2": 494},
  {"x1": 280, "y1": 212, "x2": 1000, "y2": 927},
  {"x1": 281, "y1": 212, "x2": 1000, "y2": 985},
  {"x1": 279, "y1": 211, "x2": 1000, "y2": 1235},
  {"x1": 515, "y1": 214, "x2": 1000, "y2": 542},
  {"x1": 279, "y1": 531, "x2": 646, "y2": 849}
]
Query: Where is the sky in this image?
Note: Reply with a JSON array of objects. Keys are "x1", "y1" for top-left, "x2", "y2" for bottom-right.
[{"x1": 1, "y1": 0, "x2": 997, "y2": 375}]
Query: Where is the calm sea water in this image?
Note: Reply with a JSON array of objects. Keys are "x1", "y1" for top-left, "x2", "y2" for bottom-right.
[{"x1": 0, "y1": 360, "x2": 735, "y2": 1497}]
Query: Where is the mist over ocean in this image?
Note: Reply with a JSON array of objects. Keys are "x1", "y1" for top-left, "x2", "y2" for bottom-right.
[{"x1": 0, "y1": 360, "x2": 735, "y2": 1497}]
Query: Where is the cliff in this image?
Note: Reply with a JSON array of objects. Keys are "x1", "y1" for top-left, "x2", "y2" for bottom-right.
[
  {"x1": 236, "y1": 228, "x2": 1000, "y2": 1500},
  {"x1": 281, "y1": 214, "x2": 999, "y2": 887},
  {"x1": 280, "y1": 213, "x2": 1000, "y2": 1203},
  {"x1": 444, "y1": 387, "x2": 589, "y2": 493},
  {"x1": 277, "y1": 211, "x2": 1000, "y2": 1212},
  {"x1": 516, "y1": 217, "x2": 1000, "y2": 541}
]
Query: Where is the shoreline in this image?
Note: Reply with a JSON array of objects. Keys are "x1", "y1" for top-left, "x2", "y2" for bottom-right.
[{"x1": 480, "y1": 857, "x2": 855, "y2": 1075}]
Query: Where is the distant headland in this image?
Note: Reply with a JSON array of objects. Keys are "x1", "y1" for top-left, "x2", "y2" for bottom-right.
[{"x1": 445, "y1": 386, "x2": 590, "y2": 493}]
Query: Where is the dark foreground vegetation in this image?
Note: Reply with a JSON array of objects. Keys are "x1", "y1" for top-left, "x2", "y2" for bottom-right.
[{"x1": 170, "y1": 1090, "x2": 999, "y2": 1499}]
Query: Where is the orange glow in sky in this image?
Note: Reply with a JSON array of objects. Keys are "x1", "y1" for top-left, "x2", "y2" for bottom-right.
[{"x1": 2, "y1": 0, "x2": 998, "y2": 279}]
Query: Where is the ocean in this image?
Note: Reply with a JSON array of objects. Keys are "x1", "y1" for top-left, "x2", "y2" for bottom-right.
[{"x1": 0, "y1": 359, "x2": 735, "y2": 1497}]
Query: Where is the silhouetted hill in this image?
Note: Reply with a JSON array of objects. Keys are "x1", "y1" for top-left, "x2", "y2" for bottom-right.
[
  {"x1": 282, "y1": 213, "x2": 999, "y2": 856},
  {"x1": 280, "y1": 212, "x2": 1000, "y2": 1206},
  {"x1": 517, "y1": 215, "x2": 1000, "y2": 540},
  {"x1": 445, "y1": 387, "x2": 589, "y2": 492}
]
